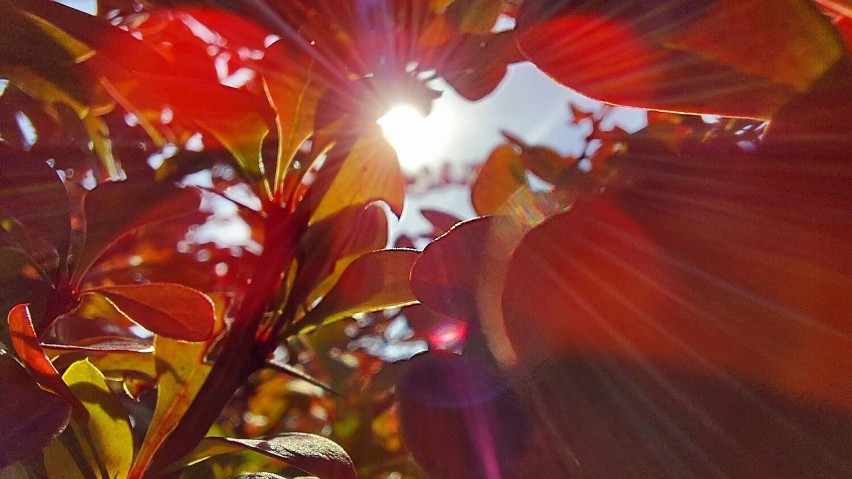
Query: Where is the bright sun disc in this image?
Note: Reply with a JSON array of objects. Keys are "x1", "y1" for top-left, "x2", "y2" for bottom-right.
[{"x1": 378, "y1": 103, "x2": 451, "y2": 173}]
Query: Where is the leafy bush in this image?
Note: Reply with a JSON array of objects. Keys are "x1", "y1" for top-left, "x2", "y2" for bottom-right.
[{"x1": 1, "y1": 0, "x2": 850, "y2": 478}]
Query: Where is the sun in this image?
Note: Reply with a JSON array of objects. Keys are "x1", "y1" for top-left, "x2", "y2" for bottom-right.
[{"x1": 377, "y1": 103, "x2": 452, "y2": 173}]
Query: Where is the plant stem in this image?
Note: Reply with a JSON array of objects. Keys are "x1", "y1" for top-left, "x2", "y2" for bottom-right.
[{"x1": 144, "y1": 205, "x2": 308, "y2": 477}]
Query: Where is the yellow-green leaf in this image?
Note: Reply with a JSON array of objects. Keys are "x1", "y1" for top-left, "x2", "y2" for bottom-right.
[
  {"x1": 129, "y1": 336, "x2": 212, "y2": 479},
  {"x1": 63, "y1": 360, "x2": 133, "y2": 479},
  {"x1": 307, "y1": 125, "x2": 404, "y2": 223}
]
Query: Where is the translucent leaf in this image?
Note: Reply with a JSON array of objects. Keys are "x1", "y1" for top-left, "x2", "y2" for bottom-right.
[
  {"x1": 445, "y1": 0, "x2": 503, "y2": 34},
  {"x1": 420, "y1": 209, "x2": 463, "y2": 236},
  {"x1": 83, "y1": 283, "x2": 215, "y2": 341},
  {"x1": 502, "y1": 154, "x2": 852, "y2": 409},
  {"x1": 291, "y1": 203, "x2": 389, "y2": 313},
  {"x1": 298, "y1": 249, "x2": 420, "y2": 331},
  {"x1": 129, "y1": 336, "x2": 212, "y2": 479},
  {"x1": 74, "y1": 180, "x2": 200, "y2": 284},
  {"x1": 516, "y1": 0, "x2": 845, "y2": 118},
  {"x1": 306, "y1": 125, "x2": 404, "y2": 223},
  {"x1": 173, "y1": 434, "x2": 356, "y2": 479},
  {"x1": 0, "y1": 352, "x2": 70, "y2": 469},
  {"x1": 470, "y1": 144, "x2": 526, "y2": 215},
  {"x1": 61, "y1": 360, "x2": 133, "y2": 479},
  {"x1": 263, "y1": 39, "x2": 327, "y2": 198},
  {"x1": 411, "y1": 217, "x2": 522, "y2": 321},
  {"x1": 7, "y1": 305, "x2": 75, "y2": 402}
]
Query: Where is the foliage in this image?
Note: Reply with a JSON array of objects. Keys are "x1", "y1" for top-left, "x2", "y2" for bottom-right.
[{"x1": 1, "y1": 0, "x2": 851, "y2": 478}]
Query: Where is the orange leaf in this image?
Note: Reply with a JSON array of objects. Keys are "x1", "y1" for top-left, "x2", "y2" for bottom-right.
[
  {"x1": 83, "y1": 284, "x2": 215, "y2": 342},
  {"x1": 7, "y1": 304, "x2": 77, "y2": 401}
]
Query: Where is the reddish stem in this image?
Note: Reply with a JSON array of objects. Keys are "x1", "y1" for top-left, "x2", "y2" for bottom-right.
[{"x1": 145, "y1": 204, "x2": 308, "y2": 477}]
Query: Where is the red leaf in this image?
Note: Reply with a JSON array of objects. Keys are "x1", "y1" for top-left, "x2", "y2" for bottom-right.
[
  {"x1": 74, "y1": 181, "x2": 200, "y2": 284},
  {"x1": 411, "y1": 216, "x2": 523, "y2": 321},
  {"x1": 0, "y1": 352, "x2": 70, "y2": 469},
  {"x1": 84, "y1": 284, "x2": 215, "y2": 342},
  {"x1": 515, "y1": 0, "x2": 844, "y2": 118},
  {"x1": 0, "y1": 143, "x2": 70, "y2": 260},
  {"x1": 7, "y1": 304, "x2": 75, "y2": 400},
  {"x1": 502, "y1": 152, "x2": 852, "y2": 409},
  {"x1": 297, "y1": 249, "x2": 420, "y2": 331},
  {"x1": 420, "y1": 208, "x2": 463, "y2": 236}
]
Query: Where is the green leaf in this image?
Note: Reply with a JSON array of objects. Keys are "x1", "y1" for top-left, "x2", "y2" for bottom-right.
[
  {"x1": 445, "y1": 0, "x2": 503, "y2": 34},
  {"x1": 173, "y1": 434, "x2": 356, "y2": 479},
  {"x1": 129, "y1": 336, "x2": 212, "y2": 479},
  {"x1": 61, "y1": 360, "x2": 133, "y2": 479},
  {"x1": 0, "y1": 351, "x2": 70, "y2": 470},
  {"x1": 516, "y1": 0, "x2": 846, "y2": 118},
  {"x1": 298, "y1": 249, "x2": 420, "y2": 331},
  {"x1": 83, "y1": 283, "x2": 215, "y2": 341},
  {"x1": 74, "y1": 180, "x2": 200, "y2": 284}
]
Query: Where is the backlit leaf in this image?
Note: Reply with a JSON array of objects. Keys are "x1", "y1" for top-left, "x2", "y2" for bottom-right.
[
  {"x1": 471, "y1": 144, "x2": 526, "y2": 215},
  {"x1": 0, "y1": 352, "x2": 70, "y2": 469},
  {"x1": 516, "y1": 0, "x2": 845, "y2": 118},
  {"x1": 174, "y1": 434, "x2": 356, "y2": 479},
  {"x1": 7, "y1": 304, "x2": 75, "y2": 401},
  {"x1": 292, "y1": 203, "x2": 389, "y2": 313},
  {"x1": 411, "y1": 217, "x2": 522, "y2": 321},
  {"x1": 298, "y1": 249, "x2": 420, "y2": 331},
  {"x1": 74, "y1": 180, "x2": 200, "y2": 284},
  {"x1": 306, "y1": 125, "x2": 404, "y2": 223},
  {"x1": 501, "y1": 152, "x2": 852, "y2": 409},
  {"x1": 263, "y1": 39, "x2": 328, "y2": 199},
  {"x1": 129, "y1": 336, "x2": 212, "y2": 479},
  {"x1": 420, "y1": 209, "x2": 463, "y2": 236},
  {"x1": 62, "y1": 360, "x2": 133, "y2": 479},
  {"x1": 445, "y1": 0, "x2": 503, "y2": 34},
  {"x1": 83, "y1": 283, "x2": 215, "y2": 341}
]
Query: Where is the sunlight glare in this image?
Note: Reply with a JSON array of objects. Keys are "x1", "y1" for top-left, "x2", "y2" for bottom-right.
[{"x1": 378, "y1": 103, "x2": 452, "y2": 173}]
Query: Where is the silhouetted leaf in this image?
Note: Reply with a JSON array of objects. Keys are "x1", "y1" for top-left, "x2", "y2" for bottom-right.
[
  {"x1": 0, "y1": 352, "x2": 70, "y2": 469},
  {"x1": 130, "y1": 336, "x2": 212, "y2": 479},
  {"x1": 516, "y1": 0, "x2": 845, "y2": 118},
  {"x1": 0, "y1": 143, "x2": 70, "y2": 260},
  {"x1": 298, "y1": 249, "x2": 420, "y2": 331},
  {"x1": 83, "y1": 283, "x2": 215, "y2": 341},
  {"x1": 61, "y1": 360, "x2": 133, "y2": 479},
  {"x1": 175, "y1": 433, "x2": 357, "y2": 479}
]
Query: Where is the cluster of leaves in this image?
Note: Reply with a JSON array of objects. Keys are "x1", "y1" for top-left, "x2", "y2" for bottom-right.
[{"x1": 1, "y1": 0, "x2": 851, "y2": 478}]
